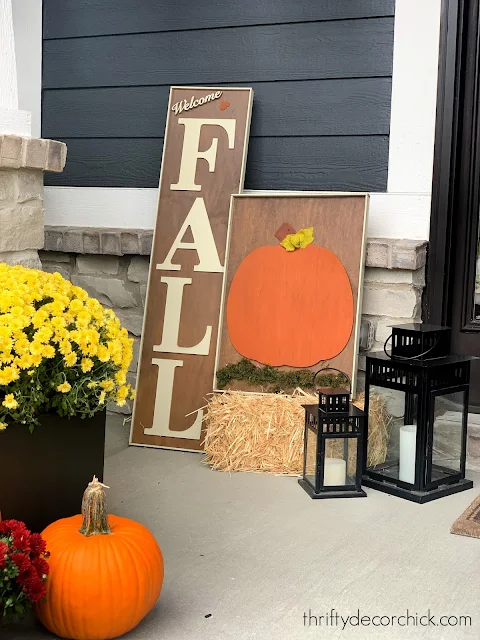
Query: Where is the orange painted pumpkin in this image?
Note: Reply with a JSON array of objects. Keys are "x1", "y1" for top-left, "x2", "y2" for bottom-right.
[
  {"x1": 226, "y1": 224, "x2": 354, "y2": 367},
  {"x1": 35, "y1": 477, "x2": 164, "y2": 640}
]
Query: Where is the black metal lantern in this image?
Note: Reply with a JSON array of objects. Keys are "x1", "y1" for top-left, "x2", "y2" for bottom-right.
[
  {"x1": 299, "y1": 369, "x2": 367, "y2": 499},
  {"x1": 363, "y1": 323, "x2": 474, "y2": 503}
]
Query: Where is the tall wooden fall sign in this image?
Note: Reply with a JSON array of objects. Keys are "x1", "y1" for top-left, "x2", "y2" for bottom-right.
[{"x1": 130, "y1": 86, "x2": 253, "y2": 450}]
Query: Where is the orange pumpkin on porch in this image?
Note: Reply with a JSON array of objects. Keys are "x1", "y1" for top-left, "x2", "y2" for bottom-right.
[
  {"x1": 35, "y1": 477, "x2": 164, "y2": 640},
  {"x1": 226, "y1": 224, "x2": 354, "y2": 367}
]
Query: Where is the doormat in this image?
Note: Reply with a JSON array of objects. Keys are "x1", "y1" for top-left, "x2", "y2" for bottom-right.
[{"x1": 451, "y1": 495, "x2": 480, "y2": 539}]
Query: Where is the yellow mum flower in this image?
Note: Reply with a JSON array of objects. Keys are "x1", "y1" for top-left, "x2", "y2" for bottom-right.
[
  {"x1": 76, "y1": 310, "x2": 92, "y2": 328},
  {"x1": 0, "y1": 334, "x2": 13, "y2": 352},
  {"x1": 15, "y1": 354, "x2": 34, "y2": 370},
  {"x1": 115, "y1": 370, "x2": 127, "y2": 386},
  {"x1": 43, "y1": 345, "x2": 55, "y2": 359},
  {"x1": 69, "y1": 299, "x2": 84, "y2": 314},
  {"x1": 29, "y1": 341, "x2": 43, "y2": 356},
  {"x1": 116, "y1": 385, "x2": 129, "y2": 407},
  {"x1": 0, "y1": 351, "x2": 14, "y2": 365},
  {"x1": 32, "y1": 310, "x2": 48, "y2": 328},
  {"x1": 27, "y1": 370, "x2": 35, "y2": 376},
  {"x1": 35, "y1": 326, "x2": 53, "y2": 343},
  {"x1": 0, "y1": 422, "x2": 7, "y2": 430},
  {"x1": 112, "y1": 353, "x2": 122, "y2": 367},
  {"x1": 99, "y1": 390, "x2": 106, "y2": 405},
  {"x1": 51, "y1": 316, "x2": 66, "y2": 330},
  {"x1": 59, "y1": 340, "x2": 72, "y2": 356},
  {"x1": 48, "y1": 300, "x2": 65, "y2": 316},
  {"x1": 14, "y1": 337, "x2": 30, "y2": 354},
  {"x1": 97, "y1": 345, "x2": 110, "y2": 362},
  {"x1": 64, "y1": 352, "x2": 77, "y2": 367},
  {"x1": 2, "y1": 394, "x2": 18, "y2": 409},
  {"x1": 81, "y1": 358, "x2": 94, "y2": 373},
  {"x1": 9, "y1": 316, "x2": 26, "y2": 332},
  {"x1": 10, "y1": 305, "x2": 24, "y2": 317},
  {"x1": 31, "y1": 354, "x2": 42, "y2": 367},
  {"x1": 71, "y1": 286, "x2": 88, "y2": 301},
  {"x1": 100, "y1": 379, "x2": 115, "y2": 392},
  {"x1": 87, "y1": 381, "x2": 98, "y2": 389},
  {"x1": 57, "y1": 381, "x2": 71, "y2": 393},
  {"x1": 22, "y1": 305, "x2": 36, "y2": 318},
  {"x1": 83, "y1": 343, "x2": 98, "y2": 358},
  {"x1": 0, "y1": 366, "x2": 19, "y2": 385}
]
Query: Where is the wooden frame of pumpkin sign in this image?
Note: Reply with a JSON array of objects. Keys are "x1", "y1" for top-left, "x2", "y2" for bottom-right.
[{"x1": 214, "y1": 192, "x2": 369, "y2": 396}]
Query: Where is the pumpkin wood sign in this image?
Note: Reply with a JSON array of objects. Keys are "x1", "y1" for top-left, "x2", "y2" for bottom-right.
[
  {"x1": 216, "y1": 194, "x2": 369, "y2": 395},
  {"x1": 226, "y1": 224, "x2": 354, "y2": 367}
]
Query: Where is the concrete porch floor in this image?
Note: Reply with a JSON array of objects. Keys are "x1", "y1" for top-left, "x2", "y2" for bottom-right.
[{"x1": 6, "y1": 413, "x2": 480, "y2": 640}]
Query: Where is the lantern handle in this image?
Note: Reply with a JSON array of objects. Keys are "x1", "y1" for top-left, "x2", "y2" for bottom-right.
[
  {"x1": 383, "y1": 334, "x2": 440, "y2": 361},
  {"x1": 312, "y1": 367, "x2": 351, "y2": 394}
]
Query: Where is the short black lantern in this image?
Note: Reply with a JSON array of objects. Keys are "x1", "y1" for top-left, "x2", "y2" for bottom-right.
[
  {"x1": 363, "y1": 323, "x2": 474, "y2": 503},
  {"x1": 299, "y1": 369, "x2": 367, "y2": 499}
]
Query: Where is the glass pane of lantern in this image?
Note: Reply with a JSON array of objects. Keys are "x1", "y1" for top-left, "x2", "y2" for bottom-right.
[
  {"x1": 304, "y1": 424, "x2": 317, "y2": 490},
  {"x1": 324, "y1": 437, "x2": 357, "y2": 486},
  {"x1": 367, "y1": 385, "x2": 419, "y2": 484},
  {"x1": 430, "y1": 390, "x2": 466, "y2": 482}
]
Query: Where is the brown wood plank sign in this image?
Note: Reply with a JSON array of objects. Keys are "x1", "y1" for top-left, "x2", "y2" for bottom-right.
[{"x1": 130, "y1": 86, "x2": 253, "y2": 450}]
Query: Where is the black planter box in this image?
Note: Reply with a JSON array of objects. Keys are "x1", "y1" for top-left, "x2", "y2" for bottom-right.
[{"x1": 0, "y1": 411, "x2": 105, "y2": 533}]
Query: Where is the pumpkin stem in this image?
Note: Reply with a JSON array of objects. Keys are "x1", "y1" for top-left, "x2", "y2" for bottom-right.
[
  {"x1": 275, "y1": 223, "x2": 296, "y2": 243},
  {"x1": 79, "y1": 475, "x2": 112, "y2": 536}
]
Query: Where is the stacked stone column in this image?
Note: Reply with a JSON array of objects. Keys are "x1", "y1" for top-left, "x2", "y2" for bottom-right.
[{"x1": 0, "y1": 134, "x2": 66, "y2": 267}]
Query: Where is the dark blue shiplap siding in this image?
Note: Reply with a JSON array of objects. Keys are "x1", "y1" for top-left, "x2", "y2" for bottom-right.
[{"x1": 42, "y1": 1, "x2": 395, "y2": 191}]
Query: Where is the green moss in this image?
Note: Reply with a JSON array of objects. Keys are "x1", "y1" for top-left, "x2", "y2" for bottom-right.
[{"x1": 216, "y1": 358, "x2": 348, "y2": 393}]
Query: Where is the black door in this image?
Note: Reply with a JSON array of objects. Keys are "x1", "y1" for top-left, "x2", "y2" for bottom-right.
[{"x1": 427, "y1": 0, "x2": 480, "y2": 405}]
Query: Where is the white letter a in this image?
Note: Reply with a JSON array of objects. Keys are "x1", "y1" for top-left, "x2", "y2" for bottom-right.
[{"x1": 156, "y1": 197, "x2": 223, "y2": 273}]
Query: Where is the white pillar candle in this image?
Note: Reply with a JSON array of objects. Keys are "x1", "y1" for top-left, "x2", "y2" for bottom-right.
[
  {"x1": 324, "y1": 458, "x2": 347, "y2": 486},
  {"x1": 399, "y1": 425, "x2": 417, "y2": 484}
]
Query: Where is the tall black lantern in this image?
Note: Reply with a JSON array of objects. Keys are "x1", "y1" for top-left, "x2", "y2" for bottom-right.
[
  {"x1": 299, "y1": 370, "x2": 367, "y2": 499},
  {"x1": 363, "y1": 323, "x2": 474, "y2": 503}
]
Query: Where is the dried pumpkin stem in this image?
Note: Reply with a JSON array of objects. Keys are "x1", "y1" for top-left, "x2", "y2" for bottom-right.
[{"x1": 79, "y1": 475, "x2": 112, "y2": 536}]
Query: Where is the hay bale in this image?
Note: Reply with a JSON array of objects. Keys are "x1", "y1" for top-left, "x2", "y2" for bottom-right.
[{"x1": 203, "y1": 389, "x2": 389, "y2": 475}]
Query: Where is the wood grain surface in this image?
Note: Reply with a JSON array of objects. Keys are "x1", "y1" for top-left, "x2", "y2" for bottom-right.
[
  {"x1": 130, "y1": 87, "x2": 252, "y2": 450},
  {"x1": 217, "y1": 195, "x2": 368, "y2": 393}
]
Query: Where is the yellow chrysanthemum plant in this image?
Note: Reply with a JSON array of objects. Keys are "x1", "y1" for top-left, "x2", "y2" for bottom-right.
[{"x1": 0, "y1": 264, "x2": 135, "y2": 432}]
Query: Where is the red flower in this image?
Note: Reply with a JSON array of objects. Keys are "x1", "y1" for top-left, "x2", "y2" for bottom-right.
[
  {"x1": 0, "y1": 519, "x2": 49, "y2": 621},
  {"x1": 11, "y1": 552, "x2": 32, "y2": 574},
  {"x1": 0, "y1": 519, "x2": 31, "y2": 551},
  {"x1": 0, "y1": 541, "x2": 8, "y2": 569},
  {"x1": 11, "y1": 525, "x2": 31, "y2": 553},
  {"x1": 30, "y1": 533, "x2": 47, "y2": 557},
  {"x1": 32, "y1": 556, "x2": 49, "y2": 579},
  {"x1": 0, "y1": 520, "x2": 11, "y2": 536},
  {"x1": 22, "y1": 571, "x2": 46, "y2": 603}
]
